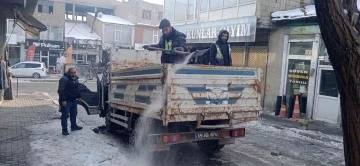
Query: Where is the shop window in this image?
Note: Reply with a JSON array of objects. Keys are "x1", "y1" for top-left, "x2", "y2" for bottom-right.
[
  {"x1": 209, "y1": 0, "x2": 222, "y2": 10},
  {"x1": 164, "y1": 0, "x2": 175, "y2": 21},
  {"x1": 319, "y1": 70, "x2": 338, "y2": 97},
  {"x1": 224, "y1": 0, "x2": 237, "y2": 7},
  {"x1": 34, "y1": 51, "x2": 40, "y2": 61},
  {"x1": 289, "y1": 42, "x2": 313, "y2": 55},
  {"x1": 200, "y1": 0, "x2": 209, "y2": 11},
  {"x1": 142, "y1": 10, "x2": 152, "y2": 20},
  {"x1": 286, "y1": 59, "x2": 311, "y2": 96},
  {"x1": 187, "y1": 0, "x2": 196, "y2": 20},
  {"x1": 175, "y1": 0, "x2": 187, "y2": 22},
  {"x1": 239, "y1": 0, "x2": 256, "y2": 4}
]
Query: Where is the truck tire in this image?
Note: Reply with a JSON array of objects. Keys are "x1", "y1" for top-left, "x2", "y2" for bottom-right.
[{"x1": 197, "y1": 140, "x2": 221, "y2": 155}]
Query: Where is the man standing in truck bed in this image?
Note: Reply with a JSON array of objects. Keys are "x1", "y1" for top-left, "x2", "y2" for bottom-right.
[
  {"x1": 143, "y1": 19, "x2": 187, "y2": 64},
  {"x1": 209, "y1": 30, "x2": 232, "y2": 66}
]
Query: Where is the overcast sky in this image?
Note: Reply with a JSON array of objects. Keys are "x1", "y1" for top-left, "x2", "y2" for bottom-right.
[{"x1": 143, "y1": 0, "x2": 164, "y2": 5}]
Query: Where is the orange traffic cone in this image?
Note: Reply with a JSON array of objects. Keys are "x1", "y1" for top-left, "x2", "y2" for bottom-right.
[
  {"x1": 279, "y1": 95, "x2": 287, "y2": 118},
  {"x1": 292, "y1": 95, "x2": 300, "y2": 120}
]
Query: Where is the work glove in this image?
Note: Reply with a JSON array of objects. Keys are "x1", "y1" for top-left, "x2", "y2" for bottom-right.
[{"x1": 142, "y1": 45, "x2": 150, "y2": 50}]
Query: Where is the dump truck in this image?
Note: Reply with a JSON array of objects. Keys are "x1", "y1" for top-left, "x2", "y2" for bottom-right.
[{"x1": 78, "y1": 48, "x2": 263, "y2": 153}]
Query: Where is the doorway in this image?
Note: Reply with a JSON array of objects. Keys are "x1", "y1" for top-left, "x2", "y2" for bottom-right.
[
  {"x1": 40, "y1": 51, "x2": 49, "y2": 68},
  {"x1": 282, "y1": 39, "x2": 319, "y2": 116},
  {"x1": 313, "y1": 66, "x2": 340, "y2": 124}
]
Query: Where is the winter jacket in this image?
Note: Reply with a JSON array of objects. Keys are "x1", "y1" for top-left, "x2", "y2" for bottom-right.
[
  {"x1": 151, "y1": 27, "x2": 187, "y2": 64},
  {"x1": 209, "y1": 30, "x2": 232, "y2": 66},
  {"x1": 58, "y1": 73, "x2": 81, "y2": 102}
]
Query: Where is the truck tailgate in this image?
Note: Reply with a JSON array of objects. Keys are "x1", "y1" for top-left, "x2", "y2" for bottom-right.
[
  {"x1": 165, "y1": 65, "x2": 263, "y2": 125},
  {"x1": 109, "y1": 64, "x2": 262, "y2": 126}
]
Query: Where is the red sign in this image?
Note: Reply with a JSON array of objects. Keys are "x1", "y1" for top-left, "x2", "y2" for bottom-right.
[{"x1": 26, "y1": 45, "x2": 36, "y2": 61}]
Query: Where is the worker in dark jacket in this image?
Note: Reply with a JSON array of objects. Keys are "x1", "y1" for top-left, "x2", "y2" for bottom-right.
[
  {"x1": 58, "y1": 68, "x2": 83, "y2": 135},
  {"x1": 209, "y1": 30, "x2": 232, "y2": 66},
  {"x1": 143, "y1": 19, "x2": 187, "y2": 64}
]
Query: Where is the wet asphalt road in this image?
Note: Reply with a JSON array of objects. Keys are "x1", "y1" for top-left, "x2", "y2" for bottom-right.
[{"x1": 18, "y1": 81, "x2": 344, "y2": 166}]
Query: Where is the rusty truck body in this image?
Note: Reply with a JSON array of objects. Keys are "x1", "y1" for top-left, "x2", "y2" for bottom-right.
[{"x1": 78, "y1": 48, "x2": 263, "y2": 153}]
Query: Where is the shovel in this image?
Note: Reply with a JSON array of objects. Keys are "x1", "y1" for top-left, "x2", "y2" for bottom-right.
[{"x1": 147, "y1": 47, "x2": 209, "y2": 58}]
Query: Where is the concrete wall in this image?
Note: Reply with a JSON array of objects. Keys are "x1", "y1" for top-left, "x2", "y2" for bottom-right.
[
  {"x1": 32, "y1": 1, "x2": 65, "y2": 27},
  {"x1": 264, "y1": 27, "x2": 286, "y2": 112},
  {"x1": 115, "y1": 0, "x2": 163, "y2": 25},
  {"x1": 86, "y1": 13, "x2": 103, "y2": 41},
  {"x1": 134, "y1": 25, "x2": 158, "y2": 44}
]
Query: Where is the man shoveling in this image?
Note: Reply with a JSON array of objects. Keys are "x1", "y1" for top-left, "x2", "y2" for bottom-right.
[{"x1": 143, "y1": 19, "x2": 187, "y2": 64}]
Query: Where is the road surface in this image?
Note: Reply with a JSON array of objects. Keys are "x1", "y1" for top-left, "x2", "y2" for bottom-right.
[{"x1": 16, "y1": 81, "x2": 345, "y2": 166}]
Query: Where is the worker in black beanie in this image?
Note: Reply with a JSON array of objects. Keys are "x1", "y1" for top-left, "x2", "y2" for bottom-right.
[{"x1": 143, "y1": 19, "x2": 187, "y2": 64}]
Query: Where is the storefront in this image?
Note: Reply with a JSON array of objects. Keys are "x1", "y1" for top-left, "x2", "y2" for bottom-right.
[
  {"x1": 174, "y1": 16, "x2": 270, "y2": 105},
  {"x1": 277, "y1": 25, "x2": 341, "y2": 125},
  {"x1": 25, "y1": 39, "x2": 65, "y2": 72},
  {"x1": 64, "y1": 22, "x2": 102, "y2": 65}
]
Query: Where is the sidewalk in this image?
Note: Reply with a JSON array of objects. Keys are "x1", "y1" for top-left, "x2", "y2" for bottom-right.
[
  {"x1": 259, "y1": 112, "x2": 343, "y2": 137},
  {"x1": 0, "y1": 97, "x2": 58, "y2": 166}
]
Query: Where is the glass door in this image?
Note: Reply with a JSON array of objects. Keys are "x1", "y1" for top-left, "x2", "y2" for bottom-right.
[
  {"x1": 313, "y1": 67, "x2": 340, "y2": 124},
  {"x1": 283, "y1": 40, "x2": 319, "y2": 115}
]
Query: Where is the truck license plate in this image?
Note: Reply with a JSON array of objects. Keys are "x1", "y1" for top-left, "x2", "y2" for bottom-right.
[{"x1": 195, "y1": 132, "x2": 219, "y2": 139}]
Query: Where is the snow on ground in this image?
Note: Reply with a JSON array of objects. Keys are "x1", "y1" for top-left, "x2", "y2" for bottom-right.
[
  {"x1": 26, "y1": 118, "x2": 344, "y2": 166},
  {"x1": 26, "y1": 120, "x2": 130, "y2": 166},
  {"x1": 233, "y1": 121, "x2": 344, "y2": 166}
]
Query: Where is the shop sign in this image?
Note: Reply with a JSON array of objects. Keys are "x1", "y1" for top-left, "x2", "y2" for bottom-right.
[
  {"x1": 174, "y1": 16, "x2": 257, "y2": 43},
  {"x1": 286, "y1": 25, "x2": 321, "y2": 35},
  {"x1": 288, "y1": 69, "x2": 309, "y2": 85},
  {"x1": 25, "y1": 39, "x2": 65, "y2": 51}
]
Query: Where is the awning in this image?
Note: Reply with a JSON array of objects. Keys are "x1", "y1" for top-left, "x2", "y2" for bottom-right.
[{"x1": 13, "y1": 4, "x2": 47, "y2": 36}]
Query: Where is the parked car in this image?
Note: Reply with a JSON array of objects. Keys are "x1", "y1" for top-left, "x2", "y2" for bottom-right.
[{"x1": 10, "y1": 61, "x2": 48, "y2": 78}]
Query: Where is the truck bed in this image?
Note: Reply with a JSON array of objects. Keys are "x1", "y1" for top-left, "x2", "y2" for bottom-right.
[{"x1": 109, "y1": 63, "x2": 263, "y2": 126}]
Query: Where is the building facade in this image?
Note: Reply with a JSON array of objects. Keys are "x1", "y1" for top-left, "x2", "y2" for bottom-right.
[
  {"x1": 164, "y1": 0, "x2": 272, "y2": 107},
  {"x1": 1, "y1": 0, "x2": 46, "y2": 101},
  {"x1": 163, "y1": 0, "x2": 339, "y2": 125},
  {"x1": 268, "y1": 1, "x2": 342, "y2": 125},
  {"x1": 115, "y1": 0, "x2": 163, "y2": 48},
  {"x1": 6, "y1": 0, "x2": 118, "y2": 73}
]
